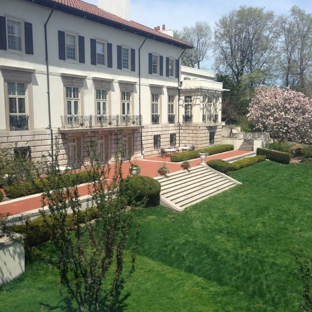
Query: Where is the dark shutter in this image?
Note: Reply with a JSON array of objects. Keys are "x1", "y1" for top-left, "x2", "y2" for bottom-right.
[
  {"x1": 107, "y1": 43, "x2": 112, "y2": 68},
  {"x1": 166, "y1": 57, "x2": 169, "y2": 77},
  {"x1": 78, "y1": 35, "x2": 85, "y2": 63},
  {"x1": 175, "y1": 59, "x2": 179, "y2": 78},
  {"x1": 24, "y1": 22, "x2": 33, "y2": 55},
  {"x1": 160, "y1": 55, "x2": 163, "y2": 76},
  {"x1": 131, "y1": 48, "x2": 135, "y2": 72},
  {"x1": 148, "y1": 53, "x2": 152, "y2": 74},
  {"x1": 117, "y1": 45, "x2": 122, "y2": 69},
  {"x1": 0, "y1": 16, "x2": 7, "y2": 50},
  {"x1": 58, "y1": 30, "x2": 65, "y2": 60},
  {"x1": 90, "y1": 38, "x2": 96, "y2": 65}
]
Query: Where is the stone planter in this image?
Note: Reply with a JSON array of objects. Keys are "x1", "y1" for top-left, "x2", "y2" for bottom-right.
[
  {"x1": 158, "y1": 169, "x2": 169, "y2": 176},
  {"x1": 199, "y1": 152, "x2": 207, "y2": 165},
  {"x1": 181, "y1": 163, "x2": 191, "y2": 170},
  {"x1": 129, "y1": 166, "x2": 140, "y2": 176}
]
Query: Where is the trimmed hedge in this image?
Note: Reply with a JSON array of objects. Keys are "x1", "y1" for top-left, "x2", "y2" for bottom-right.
[
  {"x1": 207, "y1": 155, "x2": 266, "y2": 173},
  {"x1": 257, "y1": 148, "x2": 291, "y2": 164},
  {"x1": 0, "y1": 190, "x2": 3, "y2": 202},
  {"x1": 4, "y1": 171, "x2": 93, "y2": 199},
  {"x1": 207, "y1": 160, "x2": 231, "y2": 173},
  {"x1": 229, "y1": 155, "x2": 266, "y2": 171},
  {"x1": 170, "y1": 144, "x2": 234, "y2": 162},
  {"x1": 8, "y1": 207, "x2": 99, "y2": 247},
  {"x1": 124, "y1": 176, "x2": 161, "y2": 206}
]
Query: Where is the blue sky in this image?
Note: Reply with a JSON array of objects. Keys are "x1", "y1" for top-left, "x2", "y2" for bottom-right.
[
  {"x1": 85, "y1": 0, "x2": 312, "y2": 31},
  {"x1": 84, "y1": 0, "x2": 312, "y2": 70}
]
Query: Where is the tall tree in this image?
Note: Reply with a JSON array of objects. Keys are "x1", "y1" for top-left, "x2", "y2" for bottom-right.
[
  {"x1": 214, "y1": 6, "x2": 279, "y2": 87},
  {"x1": 278, "y1": 6, "x2": 312, "y2": 97},
  {"x1": 175, "y1": 22, "x2": 212, "y2": 69}
]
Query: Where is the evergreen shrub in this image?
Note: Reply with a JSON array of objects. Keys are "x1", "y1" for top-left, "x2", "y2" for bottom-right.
[
  {"x1": 170, "y1": 144, "x2": 234, "y2": 162},
  {"x1": 124, "y1": 176, "x2": 161, "y2": 206},
  {"x1": 257, "y1": 148, "x2": 291, "y2": 164}
]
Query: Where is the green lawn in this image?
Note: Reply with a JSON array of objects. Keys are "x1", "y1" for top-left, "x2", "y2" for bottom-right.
[{"x1": 1, "y1": 161, "x2": 312, "y2": 311}]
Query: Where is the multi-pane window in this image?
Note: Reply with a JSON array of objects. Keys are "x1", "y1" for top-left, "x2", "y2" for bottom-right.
[
  {"x1": 151, "y1": 94, "x2": 159, "y2": 124},
  {"x1": 7, "y1": 19, "x2": 22, "y2": 51},
  {"x1": 66, "y1": 87, "x2": 79, "y2": 115},
  {"x1": 122, "y1": 47, "x2": 129, "y2": 69},
  {"x1": 184, "y1": 96, "x2": 192, "y2": 123},
  {"x1": 8, "y1": 82, "x2": 28, "y2": 130},
  {"x1": 170, "y1": 133, "x2": 176, "y2": 147},
  {"x1": 121, "y1": 91, "x2": 131, "y2": 123},
  {"x1": 169, "y1": 58, "x2": 175, "y2": 77},
  {"x1": 153, "y1": 134, "x2": 161, "y2": 149},
  {"x1": 96, "y1": 89, "x2": 107, "y2": 126},
  {"x1": 209, "y1": 132, "x2": 215, "y2": 145},
  {"x1": 65, "y1": 33, "x2": 76, "y2": 60},
  {"x1": 96, "y1": 41, "x2": 106, "y2": 65},
  {"x1": 152, "y1": 54, "x2": 159, "y2": 74},
  {"x1": 168, "y1": 95, "x2": 175, "y2": 124}
]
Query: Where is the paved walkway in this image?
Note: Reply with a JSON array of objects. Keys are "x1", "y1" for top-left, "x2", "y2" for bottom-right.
[{"x1": 0, "y1": 150, "x2": 251, "y2": 216}]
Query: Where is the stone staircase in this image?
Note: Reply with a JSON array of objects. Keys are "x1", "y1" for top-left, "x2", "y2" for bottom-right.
[
  {"x1": 154, "y1": 164, "x2": 241, "y2": 212},
  {"x1": 239, "y1": 139, "x2": 254, "y2": 151}
]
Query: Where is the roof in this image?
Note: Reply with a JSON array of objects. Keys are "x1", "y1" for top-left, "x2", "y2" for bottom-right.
[{"x1": 24, "y1": 0, "x2": 193, "y2": 49}]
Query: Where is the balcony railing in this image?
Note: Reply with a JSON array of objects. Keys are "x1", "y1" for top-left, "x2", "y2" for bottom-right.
[
  {"x1": 10, "y1": 115, "x2": 29, "y2": 131},
  {"x1": 182, "y1": 114, "x2": 193, "y2": 123},
  {"x1": 61, "y1": 115, "x2": 142, "y2": 129},
  {"x1": 168, "y1": 114, "x2": 175, "y2": 124},
  {"x1": 202, "y1": 114, "x2": 219, "y2": 124},
  {"x1": 152, "y1": 114, "x2": 160, "y2": 125}
]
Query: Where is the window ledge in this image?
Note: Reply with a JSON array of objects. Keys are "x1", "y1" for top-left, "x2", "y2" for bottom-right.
[{"x1": 0, "y1": 65, "x2": 36, "y2": 73}]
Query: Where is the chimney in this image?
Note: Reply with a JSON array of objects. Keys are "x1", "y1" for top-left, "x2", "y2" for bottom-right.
[
  {"x1": 162, "y1": 24, "x2": 165, "y2": 30},
  {"x1": 98, "y1": 0, "x2": 130, "y2": 21}
]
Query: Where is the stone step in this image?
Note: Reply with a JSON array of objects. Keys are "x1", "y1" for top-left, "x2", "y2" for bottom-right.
[{"x1": 155, "y1": 164, "x2": 241, "y2": 212}]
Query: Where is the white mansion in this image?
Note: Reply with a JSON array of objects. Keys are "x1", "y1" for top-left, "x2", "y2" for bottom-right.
[{"x1": 0, "y1": 0, "x2": 225, "y2": 167}]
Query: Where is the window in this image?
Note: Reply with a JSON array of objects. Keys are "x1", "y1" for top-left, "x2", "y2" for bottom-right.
[
  {"x1": 184, "y1": 96, "x2": 192, "y2": 123},
  {"x1": 152, "y1": 54, "x2": 159, "y2": 74},
  {"x1": 170, "y1": 133, "x2": 176, "y2": 147},
  {"x1": 153, "y1": 134, "x2": 161, "y2": 149},
  {"x1": 121, "y1": 91, "x2": 131, "y2": 124},
  {"x1": 96, "y1": 89, "x2": 107, "y2": 126},
  {"x1": 7, "y1": 19, "x2": 22, "y2": 51},
  {"x1": 149, "y1": 53, "x2": 163, "y2": 75},
  {"x1": 168, "y1": 95, "x2": 175, "y2": 124},
  {"x1": 122, "y1": 47, "x2": 129, "y2": 69},
  {"x1": 151, "y1": 94, "x2": 159, "y2": 124},
  {"x1": 66, "y1": 87, "x2": 80, "y2": 127},
  {"x1": 66, "y1": 33, "x2": 76, "y2": 60},
  {"x1": 96, "y1": 41, "x2": 106, "y2": 65},
  {"x1": 169, "y1": 58, "x2": 175, "y2": 77},
  {"x1": 0, "y1": 17, "x2": 33, "y2": 54},
  {"x1": 209, "y1": 132, "x2": 215, "y2": 145},
  {"x1": 58, "y1": 31, "x2": 84, "y2": 63},
  {"x1": 8, "y1": 82, "x2": 28, "y2": 130}
]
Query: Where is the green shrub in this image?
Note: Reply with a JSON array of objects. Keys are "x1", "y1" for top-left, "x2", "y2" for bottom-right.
[
  {"x1": 230, "y1": 155, "x2": 266, "y2": 171},
  {"x1": 257, "y1": 148, "x2": 291, "y2": 164},
  {"x1": 3, "y1": 171, "x2": 94, "y2": 199},
  {"x1": 207, "y1": 160, "x2": 231, "y2": 173},
  {"x1": 170, "y1": 144, "x2": 234, "y2": 162},
  {"x1": 124, "y1": 176, "x2": 161, "y2": 206},
  {"x1": 301, "y1": 146, "x2": 312, "y2": 159},
  {"x1": 0, "y1": 191, "x2": 4, "y2": 202},
  {"x1": 267, "y1": 142, "x2": 294, "y2": 152},
  {"x1": 8, "y1": 207, "x2": 99, "y2": 247}
]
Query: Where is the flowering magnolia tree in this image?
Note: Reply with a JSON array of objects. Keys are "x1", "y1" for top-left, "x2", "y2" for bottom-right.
[{"x1": 247, "y1": 85, "x2": 312, "y2": 143}]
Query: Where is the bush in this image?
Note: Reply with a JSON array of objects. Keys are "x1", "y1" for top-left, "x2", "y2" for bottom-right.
[
  {"x1": 170, "y1": 144, "x2": 234, "y2": 162},
  {"x1": 124, "y1": 176, "x2": 161, "y2": 206},
  {"x1": 267, "y1": 142, "x2": 294, "y2": 152},
  {"x1": 0, "y1": 191, "x2": 4, "y2": 202},
  {"x1": 207, "y1": 160, "x2": 231, "y2": 173},
  {"x1": 257, "y1": 148, "x2": 291, "y2": 164},
  {"x1": 230, "y1": 155, "x2": 266, "y2": 171},
  {"x1": 3, "y1": 171, "x2": 94, "y2": 199},
  {"x1": 8, "y1": 207, "x2": 99, "y2": 247}
]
